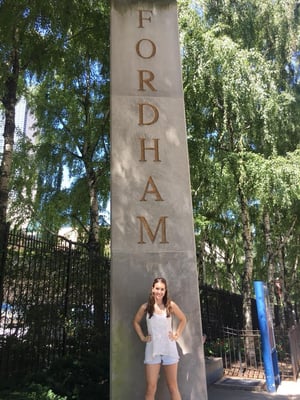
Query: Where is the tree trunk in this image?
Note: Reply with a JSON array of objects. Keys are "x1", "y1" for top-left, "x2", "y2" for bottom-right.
[
  {"x1": 86, "y1": 166, "x2": 105, "y2": 332},
  {"x1": 238, "y1": 184, "x2": 256, "y2": 365},
  {"x1": 239, "y1": 189, "x2": 253, "y2": 332},
  {"x1": 0, "y1": 42, "x2": 19, "y2": 226},
  {"x1": 0, "y1": 95, "x2": 17, "y2": 223},
  {"x1": 196, "y1": 237, "x2": 207, "y2": 286},
  {"x1": 263, "y1": 210, "x2": 276, "y2": 318},
  {"x1": 278, "y1": 242, "x2": 296, "y2": 329},
  {"x1": 0, "y1": 28, "x2": 19, "y2": 323},
  {"x1": 0, "y1": 72, "x2": 17, "y2": 314}
]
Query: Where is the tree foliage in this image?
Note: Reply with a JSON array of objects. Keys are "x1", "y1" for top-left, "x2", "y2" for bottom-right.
[
  {"x1": 2, "y1": 0, "x2": 110, "y2": 250},
  {"x1": 179, "y1": 0, "x2": 300, "y2": 329}
]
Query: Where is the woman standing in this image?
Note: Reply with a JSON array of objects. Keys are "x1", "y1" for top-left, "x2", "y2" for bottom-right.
[{"x1": 133, "y1": 277, "x2": 187, "y2": 400}]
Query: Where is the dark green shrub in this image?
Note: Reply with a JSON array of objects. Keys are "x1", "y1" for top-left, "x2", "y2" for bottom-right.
[
  {"x1": 0, "y1": 384, "x2": 66, "y2": 399},
  {"x1": 31, "y1": 352, "x2": 109, "y2": 400}
]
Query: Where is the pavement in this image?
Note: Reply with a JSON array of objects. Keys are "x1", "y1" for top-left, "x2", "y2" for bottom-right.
[{"x1": 207, "y1": 377, "x2": 300, "y2": 400}]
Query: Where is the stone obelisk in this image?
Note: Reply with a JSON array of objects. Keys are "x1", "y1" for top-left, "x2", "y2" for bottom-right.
[{"x1": 110, "y1": 1, "x2": 207, "y2": 399}]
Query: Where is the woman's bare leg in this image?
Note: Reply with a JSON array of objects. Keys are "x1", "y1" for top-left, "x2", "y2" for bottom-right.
[
  {"x1": 164, "y1": 363, "x2": 181, "y2": 400},
  {"x1": 145, "y1": 363, "x2": 161, "y2": 400}
]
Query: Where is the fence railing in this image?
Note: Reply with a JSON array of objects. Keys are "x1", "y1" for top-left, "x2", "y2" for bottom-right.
[
  {"x1": 204, "y1": 326, "x2": 299, "y2": 381},
  {"x1": 0, "y1": 228, "x2": 110, "y2": 386},
  {"x1": 206, "y1": 327, "x2": 265, "y2": 379}
]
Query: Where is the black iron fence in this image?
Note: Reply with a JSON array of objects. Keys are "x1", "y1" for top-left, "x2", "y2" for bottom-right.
[
  {"x1": 221, "y1": 327, "x2": 264, "y2": 379},
  {"x1": 0, "y1": 228, "x2": 110, "y2": 386},
  {"x1": 200, "y1": 285, "x2": 259, "y2": 339}
]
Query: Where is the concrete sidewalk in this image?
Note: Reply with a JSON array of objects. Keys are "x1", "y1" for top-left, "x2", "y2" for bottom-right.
[{"x1": 207, "y1": 377, "x2": 300, "y2": 400}]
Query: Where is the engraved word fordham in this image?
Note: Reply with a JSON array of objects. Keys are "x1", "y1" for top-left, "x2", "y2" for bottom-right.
[{"x1": 136, "y1": 9, "x2": 169, "y2": 245}]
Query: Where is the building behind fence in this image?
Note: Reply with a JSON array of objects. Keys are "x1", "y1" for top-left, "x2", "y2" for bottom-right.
[{"x1": 0, "y1": 228, "x2": 299, "y2": 386}]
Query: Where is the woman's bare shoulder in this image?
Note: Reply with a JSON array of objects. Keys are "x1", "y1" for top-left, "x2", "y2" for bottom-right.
[
  {"x1": 137, "y1": 302, "x2": 148, "y2": 313},
  {"x1": 170, "y1": 300, "x2": 182, "y2": 312}
]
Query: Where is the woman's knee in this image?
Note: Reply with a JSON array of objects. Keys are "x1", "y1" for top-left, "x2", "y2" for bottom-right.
[
  {"x1": 167, "y1": 382, "x2": 179, "y2": 393},
  {"x1": 146, "y1": 382, "x2": 157, "y2": 396},
  {"x1": 168, "y1": 386, "x2": 181, "y2": 400}
]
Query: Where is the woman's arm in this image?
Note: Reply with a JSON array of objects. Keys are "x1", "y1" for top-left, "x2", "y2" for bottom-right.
[
  {"x1": 170, "y1": 300, "x2": 187, "y2": 341},
  {"x1": 133, "y1": 303, "x2": 151, "y2": 342}
]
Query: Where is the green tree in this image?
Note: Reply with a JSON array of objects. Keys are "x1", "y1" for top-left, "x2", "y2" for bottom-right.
[
  {"x1": 28, "y1": 12, "x2": 110, "y2": 247},
  {"x1": 179, "y1": 0, "x2": 300, "y2": 331},
  {"x1": 0, "y1": 0, "x2": 76, "y2": 228},
  {"x1": 6, "y1": 1, "x2": 110, "y2": 248}
]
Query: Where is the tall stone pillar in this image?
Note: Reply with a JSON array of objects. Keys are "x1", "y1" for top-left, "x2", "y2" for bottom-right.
[{"x1": 110, "y1": 1, "x2": 207, "y2": 399}]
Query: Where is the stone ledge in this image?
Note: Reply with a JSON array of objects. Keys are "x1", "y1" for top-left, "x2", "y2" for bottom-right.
[
  {"x1": 213, "y1": 376, "x2": 265, "y2": 392},
  {"x1": 205, "y1": 357, "x2": 224, "y2": 385}
]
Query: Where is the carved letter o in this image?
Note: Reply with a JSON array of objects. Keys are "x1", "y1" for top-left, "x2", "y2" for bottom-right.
[{"x1": 136, "y1": 38, "x2": 156, "y2": 59}]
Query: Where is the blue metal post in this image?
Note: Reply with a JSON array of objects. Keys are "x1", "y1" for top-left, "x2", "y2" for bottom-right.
[{"x1": 254, "y1": 281, "x2": 280, "y2": 393}]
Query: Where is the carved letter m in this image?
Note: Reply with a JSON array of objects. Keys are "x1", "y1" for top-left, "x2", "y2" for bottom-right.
[{"x1": 137, "y1": 216, "x2": 169, "y2": 244}]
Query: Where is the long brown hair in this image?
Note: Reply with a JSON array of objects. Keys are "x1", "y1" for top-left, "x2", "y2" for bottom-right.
[{"x1": 146, "y1": 277, "x2": 171, "y2": 318}]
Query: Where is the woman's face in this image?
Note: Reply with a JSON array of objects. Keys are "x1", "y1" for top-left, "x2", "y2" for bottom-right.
[{"x1": 152, "y1": 281, "x2": 166, "y2": 302}]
